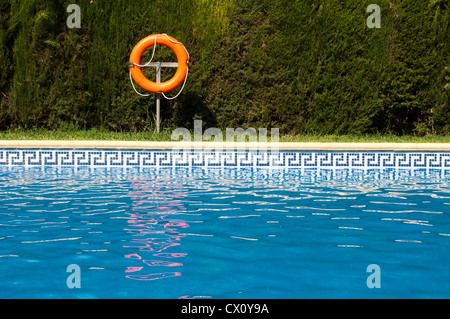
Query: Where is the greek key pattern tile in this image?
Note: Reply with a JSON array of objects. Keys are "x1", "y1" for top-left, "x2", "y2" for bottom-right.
[{"x1": 0, "y1": 151, "x2": 449, "y2": 169}]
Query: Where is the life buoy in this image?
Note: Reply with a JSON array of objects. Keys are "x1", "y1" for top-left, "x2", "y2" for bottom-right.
[{"x1": 129, "y1": 34, "x2": 189, "y2": 93}]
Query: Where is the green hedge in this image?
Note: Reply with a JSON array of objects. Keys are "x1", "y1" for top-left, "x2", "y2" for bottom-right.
[{"x1": 0, "y1": 0, "x2": 448, "y2": 135}]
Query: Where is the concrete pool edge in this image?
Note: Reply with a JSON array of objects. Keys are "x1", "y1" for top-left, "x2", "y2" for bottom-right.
[{"x1": 2, "y1": 140, "x2": 450, "y2": 151}]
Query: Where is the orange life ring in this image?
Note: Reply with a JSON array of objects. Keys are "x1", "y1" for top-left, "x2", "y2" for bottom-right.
[{"x1": 129, "y1": 34, "x2": 188, "y2": 93}]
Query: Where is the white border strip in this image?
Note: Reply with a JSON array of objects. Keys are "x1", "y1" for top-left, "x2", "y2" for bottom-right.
[{"x1": 1, "y1": 140, "x2": 450, "y2": 151}]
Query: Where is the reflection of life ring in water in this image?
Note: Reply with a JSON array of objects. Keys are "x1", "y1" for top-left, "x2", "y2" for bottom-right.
[
  {"x1": 129, "y1": 34, "x2": 189, "y2": 93},
  {"x1": 125, "y1": 272, "x2": 182, "y2": 281},
  {"x1": 124, "y1": 179, "x2": 187, "y2": 282}
]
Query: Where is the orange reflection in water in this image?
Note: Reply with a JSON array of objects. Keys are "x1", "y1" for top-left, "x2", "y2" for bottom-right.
[{"x1": 124, "y1": 179, "x2": 187, "y2": 281}]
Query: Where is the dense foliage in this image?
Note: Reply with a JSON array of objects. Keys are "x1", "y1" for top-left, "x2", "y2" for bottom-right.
[{"x1": 0, "y1": 0, "x2": 448, "y2": 135}]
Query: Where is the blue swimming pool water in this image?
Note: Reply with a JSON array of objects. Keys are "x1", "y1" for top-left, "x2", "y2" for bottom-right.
[{"x1": 0, "y1": 166, "x2": 449, "y2": 299}]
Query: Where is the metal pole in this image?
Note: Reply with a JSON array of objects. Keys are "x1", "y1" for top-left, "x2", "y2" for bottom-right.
[
  {"x1": 144, "y1": 62, "x2": 177, "y2": 134},
  {"x1": 156, "y1": 62, "x2": 161, "y2": 134}
]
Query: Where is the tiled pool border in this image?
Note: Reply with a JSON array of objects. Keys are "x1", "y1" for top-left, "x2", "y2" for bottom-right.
[{"x1": 1, "y1": 149, "x2": 449, "y2": 169}]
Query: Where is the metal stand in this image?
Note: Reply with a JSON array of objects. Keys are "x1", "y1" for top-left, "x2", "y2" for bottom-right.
[{"x1": 146, "y1": 62, "x2": 178, "y2": 133}]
